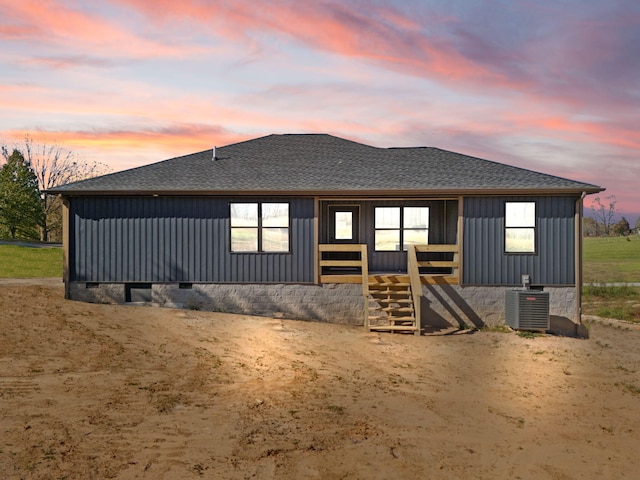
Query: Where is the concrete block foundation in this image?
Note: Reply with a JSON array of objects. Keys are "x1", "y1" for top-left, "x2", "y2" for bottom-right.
[
  {"x1": 69, "y1": 282, "x2": 578, "y2": 330},
  {"x1": 70, "y1": 282, "x2": 365, "y2": 325}
]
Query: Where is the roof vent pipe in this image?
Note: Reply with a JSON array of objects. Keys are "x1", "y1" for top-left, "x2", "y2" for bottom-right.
[{"x1": 212, "y1": 146, "x2": 217, "y2": 161}]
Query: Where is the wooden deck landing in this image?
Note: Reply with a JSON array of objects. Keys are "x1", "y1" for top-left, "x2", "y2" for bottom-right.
[{"x1": 319, "y1": 273, "x2": 458, "y2": 285}]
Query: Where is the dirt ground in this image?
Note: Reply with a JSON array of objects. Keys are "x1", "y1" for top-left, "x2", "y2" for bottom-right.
[{"x1": 1, "y1": 281, "x2": 639, "y2": 479}]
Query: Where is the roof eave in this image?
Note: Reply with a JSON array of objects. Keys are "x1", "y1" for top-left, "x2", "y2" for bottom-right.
[{"x1": 49, "y1": 186, "x2": 604, "y2": 197}]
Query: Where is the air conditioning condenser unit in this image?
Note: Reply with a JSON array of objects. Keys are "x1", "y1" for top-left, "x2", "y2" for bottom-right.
[{"x1": 505, "y1": 290, "x2": 550, "y2": 331}]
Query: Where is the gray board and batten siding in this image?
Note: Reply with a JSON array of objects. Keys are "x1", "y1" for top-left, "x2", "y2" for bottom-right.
[
  {"x1": 70, "y1": 196, "x2": 315, "y2": 284},
  {"x1": 72, "y1": 196, "x2": 457, "y2": 283},
  {"x1": 71, "y1": 194, "x2": 578, "y2": 287},
  {"x1": 463, "y1": 195, "x2": 577, "y2": 286}
]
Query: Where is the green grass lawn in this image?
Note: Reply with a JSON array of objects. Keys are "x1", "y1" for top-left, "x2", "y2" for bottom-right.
[
  {"x1": 0, "y1": 244, "x2": 63, "y2": 278},
  {"x1": 583, "y1": 236, "x2": 640, "y2": 284},
  {"x1": 582, "y1": 236, "x2": 640, "y2": 322}
]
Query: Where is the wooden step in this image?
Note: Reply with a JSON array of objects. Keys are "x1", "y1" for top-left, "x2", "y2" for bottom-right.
[
  {"x1": 369, "y1": 289, "x2": 411, "y2": 295},
  {"x1": 388, "y1": 316, "x2": 416, "y2": 322},
  {"x1": 370, "y1": 298, "x2": 413, "y2": 304},
  {"x1": 369, "y1": 282, "x2": 410, "y2": 288},
  {"x1": 368, "y1": 276, "x2": 410, "y2": 283},
  {"x1": 368, "y1": 315, "x2": 415, "y2": 321},
  {"x1": 369, "y1": 325, "x2": 418, "y2": 332},
  {"x1": 373, "y1": 306, "x2": 414, "y2": 313}
]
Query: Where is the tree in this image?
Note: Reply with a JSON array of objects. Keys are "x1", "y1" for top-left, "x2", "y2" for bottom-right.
[
  {"x1": 8, "y1": 137, "x2": 108, "y2": 241},
  {"x1": 590, "y1": 195, "x2": 617, "y2": 236},
  {"x1": 582, "y1": 216, "x2": 598, "y2": 236},
  {"x1": 0, "y1": 149, "x2": 43, "y2": 239},
  {"x1": 612, "y1": 217, "x2": 631, "y2": 236}
]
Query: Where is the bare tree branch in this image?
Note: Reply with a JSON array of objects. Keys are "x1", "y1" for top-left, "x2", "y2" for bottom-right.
[
  {"x1": 590, "y1": 195, "x2": 617, "y2": 236},
  {"x1": 24, "y1": 135, "x2": 108, "y2": 191},
  {"x1": 4, "y1": 135, "x2": 110, "y2": 241}
]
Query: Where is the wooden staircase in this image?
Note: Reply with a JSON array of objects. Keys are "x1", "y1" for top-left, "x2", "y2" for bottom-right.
[
  {"x1": 367, "y1": 276, "x2": 419, "y2": 334},
  {"x1": 319, "y1": 243, "x2": 461, "y2": 336}
]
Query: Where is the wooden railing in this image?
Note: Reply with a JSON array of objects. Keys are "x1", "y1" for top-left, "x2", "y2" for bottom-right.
[
  {"x1": 318, "y1": 243, "x2": 459, "y2": 332},
  {"x1": 413, "y1": 244, "x2": 459, "y2": 284},
  {"x1": 408, "y1": 243, "x2": 459, "y2": 335},
  {"x1": 407, "y1": 245, "x2": 422, "y2": 336},
  {"x1": 318, "y1": 244, "x2": 369, "y2": 329}
]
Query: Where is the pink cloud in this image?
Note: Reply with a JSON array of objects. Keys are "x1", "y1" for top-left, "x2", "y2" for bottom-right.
[
  {"x1": 7, "y1": 0, "x2": 637, "y2": 123},
  {"x1": 0, "y1": 79, "x2": 378, "y2": 142},
  {"x1": 1, "y1": 125, "x2": 250, "y2": 170},
  {"x1": 113, "y1": 0, "x2": 514, "y2": 87},
  {"x1": 1, "y1": 0, "x2": 207, "y2": 59},
  {"x1": 43, "y1": 125, "x2": 243, "y2": 151},
  {"x1": 19, "y1": 56, "x2": 114, "y2": 69},
  {"x1": 504, "y1": 111, "x2": 640, "y2": 152}
]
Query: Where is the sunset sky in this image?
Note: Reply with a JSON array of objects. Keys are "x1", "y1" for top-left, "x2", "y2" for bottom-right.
[{"x1": 1, "y1": 0, "x2": 639, "y2": 221}]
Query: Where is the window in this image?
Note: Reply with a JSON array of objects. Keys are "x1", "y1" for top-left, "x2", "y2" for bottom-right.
[
  {"x1": 334, "y1": 211, "x2": 353, "y2": 240},
  {"x1": 230, "y1": 202, "x2": 289, "y2": 252},
  {"x1": 374, "y1": 206, "x2": 429, "y2": 251},
  {"x1": 505, "y1": 202, "x2": 536, "y2": 253}
]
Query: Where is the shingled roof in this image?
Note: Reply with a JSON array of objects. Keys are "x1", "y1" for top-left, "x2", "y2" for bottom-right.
[{"x1": 49, "y1": 134, "x2": 602, "y2": 196}]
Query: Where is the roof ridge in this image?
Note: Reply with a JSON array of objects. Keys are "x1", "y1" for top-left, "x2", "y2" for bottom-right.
[{"x1": 387, "y1": 146, "x2": 432, "y2": 150}]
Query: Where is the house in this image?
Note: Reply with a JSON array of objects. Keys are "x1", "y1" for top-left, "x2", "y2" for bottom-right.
[{"x1": 49, "y1": 134, "x2": 603, "y2": 334}]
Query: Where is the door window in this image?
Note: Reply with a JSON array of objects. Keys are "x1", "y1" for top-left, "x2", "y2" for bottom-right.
[
  {"x1": 334, "y1": 211, "x2": 353, "y2": 240},
  {"x1": 328, "y1": 206, "x2": 359, "y2": 243}
]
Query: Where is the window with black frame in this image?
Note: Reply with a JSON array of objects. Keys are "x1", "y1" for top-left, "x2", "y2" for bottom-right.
[
  {"x1": 504, "y1": 202, "x2": 536, "y2": 253},
  {"x1": 230, "y1": 202, "x2": 289, "y2": 252},
  {"x1": 374, "y1": 206, "x2": 429, "y2": 251}
]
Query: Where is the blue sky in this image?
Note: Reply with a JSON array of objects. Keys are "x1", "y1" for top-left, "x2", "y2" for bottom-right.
[{"x1": 1, "y1": 0, "x2": 639, "y2": 220}]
